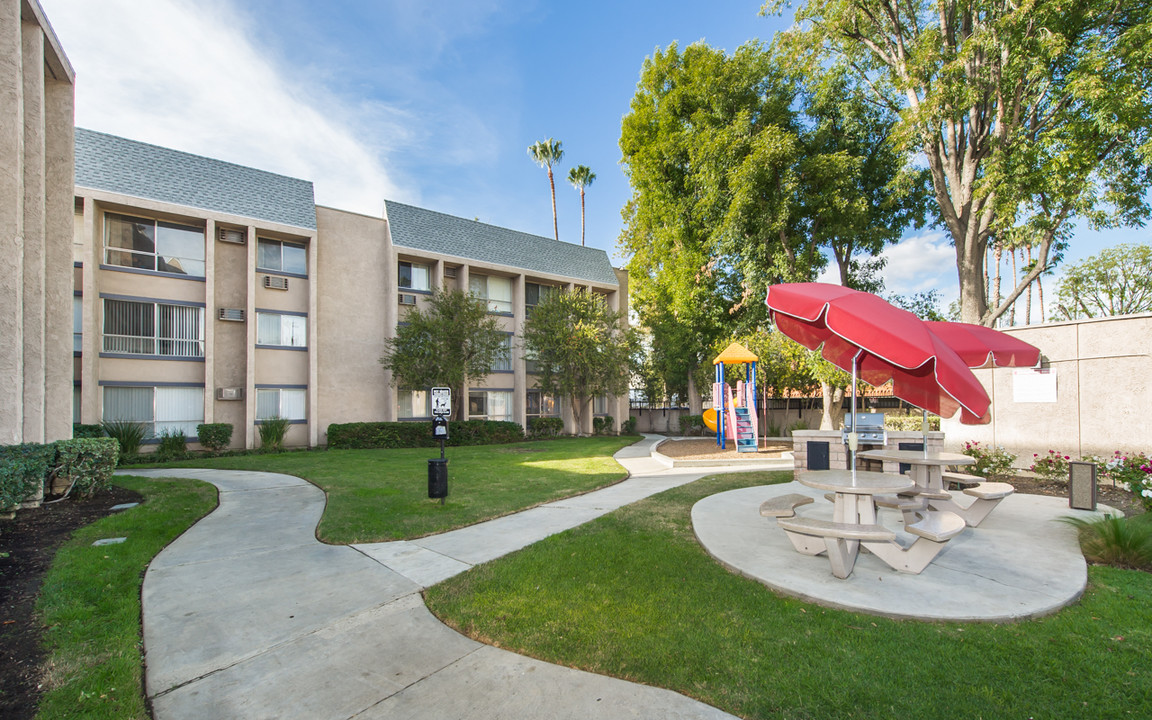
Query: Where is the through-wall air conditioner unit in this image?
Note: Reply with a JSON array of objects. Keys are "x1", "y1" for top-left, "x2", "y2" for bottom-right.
[
  {"x1": 216, "y1": 387, "x2": 244, "y2": 401},
  {"x1": 443, "y1": 266, "x2": 458, "y2": 279},
  {"x1": 263, "y1": 275, "x2": 289, "y2": 290},
  {"x1": 399, "y1": 293, "x2": 417, "y2": 306},
  {"x1": 217, "y1": 308, "x2": 246, "y2": 322},
  {"x1": 218, "y1": 227, "x2": 246, "y2": 245}
]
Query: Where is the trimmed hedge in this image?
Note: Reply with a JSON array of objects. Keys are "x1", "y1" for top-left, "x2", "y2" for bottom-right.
[
  {"x1": 327, "y1": 420, "x2": 524, "y2": 450},
  {"x1": 679, "y1": 414, "x2": 705, "y2": 436},
  {"x1": 72, "y1": 423, "x2": 106, "y2": 439},
  {"x1": 593, "y1": 415, "x2": 616, "y2": 435},
  {"x1": 1, "y1": 443, "x2": 55, "y2": 510},
  {"x1": 54, "y1": 438, "x2": 120, "y2": 496},
  {"x1": 528, "y1": 417, "x2": 564, "y2": 438},
  {"x1": 196, "y1": 423, "x2": 234, "y2": 451}
]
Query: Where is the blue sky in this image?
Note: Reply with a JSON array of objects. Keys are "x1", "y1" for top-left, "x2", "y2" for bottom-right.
[{"x1": 41, "y1": 0, "x2": 1143, "y2": 318}]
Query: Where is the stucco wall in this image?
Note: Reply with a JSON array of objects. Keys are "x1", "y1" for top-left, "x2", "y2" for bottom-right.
[{"x1": 941, "y1": 313, "x2": 1152, "y2": 464}]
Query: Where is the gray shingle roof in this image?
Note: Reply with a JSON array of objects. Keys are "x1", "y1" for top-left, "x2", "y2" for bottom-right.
[
  {"x1": 75, "y1": 128, "x2": 316, "y2": 231},
  {"x1": 384, "y1": 200, "x2": 619, "y2": 286}
]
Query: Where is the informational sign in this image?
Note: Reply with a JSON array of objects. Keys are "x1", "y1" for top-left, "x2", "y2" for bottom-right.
[
  {"x1": 431, "y1": 387, "x2": 452, "y2": 417},
  {"x1": 1012, "y1": 368, "x2": 1057, "y2": 403}
]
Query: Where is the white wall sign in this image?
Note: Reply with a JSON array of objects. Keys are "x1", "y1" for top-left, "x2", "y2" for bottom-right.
[{"x1": 1012, "y1": 368, "x2": 1057, "y2": 403}]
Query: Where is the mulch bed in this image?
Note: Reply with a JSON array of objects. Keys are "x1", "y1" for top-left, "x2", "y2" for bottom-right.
[{"x1": 0, "y1": 485, "x2": 143, "y2": 720}]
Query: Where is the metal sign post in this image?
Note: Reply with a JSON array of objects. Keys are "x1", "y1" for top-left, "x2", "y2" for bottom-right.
[{"x1": 428, "y1": 388, "x2": 451, "y2": 503}]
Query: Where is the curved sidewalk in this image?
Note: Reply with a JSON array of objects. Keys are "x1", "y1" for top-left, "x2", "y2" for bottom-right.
[{"x1": 124, "y1": 436, "x2": 783, "y2": 720}]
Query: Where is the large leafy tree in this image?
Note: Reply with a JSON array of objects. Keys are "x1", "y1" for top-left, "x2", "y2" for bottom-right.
[
  {"x1": 768, "y1": 0, "x2": 1152, "y2": 325},
  {"x1": 527, "y1": 138, "x2": 565, "y2": 241},
  {"x1": 567, "y1": 165, "x2": 596, "y2": 247},
  {"x1": 379, "y1": 289, "x2": 507, "y2": 421},
  {"x1": 1054, "y1": 244, "x2": 1152, "y2": 320},
  {"x1": 522, "y1": 289, "x2": 636, "y2": 434}
]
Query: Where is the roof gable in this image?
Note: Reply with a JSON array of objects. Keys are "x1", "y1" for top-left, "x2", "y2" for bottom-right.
[
  {"x1": 384, "y1": 200, "x2": 618, "y2": 286},
  {"x1": 75, "y1": 129, "x2": 317, "y2": 231}
]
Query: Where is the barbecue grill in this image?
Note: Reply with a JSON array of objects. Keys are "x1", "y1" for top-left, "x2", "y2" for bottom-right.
[{"x1": 843, "y1": 412, "x2": 887, "y2": 447}]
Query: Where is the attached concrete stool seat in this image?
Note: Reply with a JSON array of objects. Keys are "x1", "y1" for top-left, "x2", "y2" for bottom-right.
[
  {"x1": 775, "y1": 510, "x2": 966, "y2": 579},
  {"x1": 941, "y1": 470, "x2": 983, "y2": 489},
  {"x1": 929, "y1": 482, "x2": 1015, "y2": 527},
  {"x1": 759, "y1": 494, "x2": 814, "y2": 518}
]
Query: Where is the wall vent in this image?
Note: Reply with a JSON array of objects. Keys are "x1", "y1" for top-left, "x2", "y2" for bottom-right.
[
  {"x1": 217, "y1": 308, "x2": 246, "y2": 322},
  {"x1": 263, "y1": 275, "x2": 289, "y2": 290},
  {"x1": 444, "y1": 266, "x2": 458, "y2": 279},
  {"x1": 399, "y1": 293, "x2": 417, "y2": 306},
  {"x1": 218, "y1": 227, "x2": 246, "y2": 245},
  {"x1": 216, "y1": 387, "x2": 244, "y2": 401}
]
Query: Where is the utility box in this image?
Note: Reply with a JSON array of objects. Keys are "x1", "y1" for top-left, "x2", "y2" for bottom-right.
[
  {"x1": 428, "y1": 458, "x2": 448, "y2": 500},
  {"x1": 1069, "y1": 461, "x2": 1097, "y2": 511}
]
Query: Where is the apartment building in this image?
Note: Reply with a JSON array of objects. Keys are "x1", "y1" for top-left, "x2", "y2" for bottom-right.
[
  {"x1": 2, "y1": 0, "x2": 75, "y2": 447},
  {"x1": 73, "y1": 129, "x2": 627, "y2": 449}
]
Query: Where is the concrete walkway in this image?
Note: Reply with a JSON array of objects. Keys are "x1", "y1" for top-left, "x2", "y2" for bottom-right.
[{"x1": 124, "y1": 436, "x2": 789, "y2": 720}]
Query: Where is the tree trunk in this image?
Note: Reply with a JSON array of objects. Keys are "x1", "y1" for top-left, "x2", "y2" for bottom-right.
[
  {"x1": 687, "y1": 372, "x2": 703, "y2": 414},
  {"x1": 548, "y1": 167, "x2": 559, "y2": 241},
  {"x1": 580, "y1": 188, "x2": 586, "y2": 246},
  {"x1": 1037, "y1": 274, "x2": 1045, "y2": 323},
  {"x1": 1009, "y1": 250, "x2": 1019, "y2": 326},
  {"x1": 1025, "y1": 246, "x2": 1033, "y2": 324},
  {"x1": 819, "y1": 382, "x2": 847, "y2": 431}
]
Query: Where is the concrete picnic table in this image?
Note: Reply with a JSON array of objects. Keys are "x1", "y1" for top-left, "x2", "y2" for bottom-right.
[{"x1": 857, "y1": 448, "x2": 974, "y2": 493}]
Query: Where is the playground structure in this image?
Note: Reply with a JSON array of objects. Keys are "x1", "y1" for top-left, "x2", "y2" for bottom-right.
[{"x1": 703, "y1": 343, "x2": 759, "y2": 452}]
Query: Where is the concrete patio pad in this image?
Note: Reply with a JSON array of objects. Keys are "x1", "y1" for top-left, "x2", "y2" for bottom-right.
[{"x1": 692, "y1": 481, "x2": 1114, "y2": 621}]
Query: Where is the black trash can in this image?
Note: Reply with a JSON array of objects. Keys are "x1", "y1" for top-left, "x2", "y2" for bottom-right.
[{"x1": 428, "y1": 458, "x2": 448, "y2": 499}]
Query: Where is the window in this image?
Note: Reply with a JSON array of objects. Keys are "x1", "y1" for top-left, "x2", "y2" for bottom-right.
[
  {"x1": 73, "y1": 296, "x2": 82, "y2": 353},
  {"x1": 469, "y1": 274, "x2": 513, "y2": 314},
  {"x1": 256, "y1": 312, "x2": 307, "y2": 348},
  {"x1": 525, "y1": 282, "x2": 557, "y2": 314},
  {"x1": 397, "y1": 389, "x2": 431, "y2": 419},
  {"x1": 104, "y1": 213, "x2": 205, "y2": 277},
  {"x1": 257, "y1": 239, "x2": 307, "y2": 276},
  {"x1": 102, "y1": 299, "x2": 203, "y2": 357},
  {"x1": 491, "y1": 335, "x2": 513, "y2": 372},
  {"x1": 398, "y1": 261, "x2": 431, "y2": 292},
  {"x1": 256, "y1": 388, "x2": 306, "y2": 421},
  {"x1": 526, "y1": 390, "x2": 559, "y2": 418},
  {"x1": 102, "y1": 385, "x2": 204, "y2": 438},
  {"x1": 594, "y1": 395, "x2": 609, "y2": 416},
  {"x1": 73, "y1": 385, "x2": 81, "y2": 424},
  {"x1": 469, "y1": 390, "x2": 513, "y2": 421}
]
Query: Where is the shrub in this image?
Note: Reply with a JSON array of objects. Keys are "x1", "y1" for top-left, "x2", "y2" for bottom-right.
[
  {"x1": 961, "y1": 441, "x2": 1017, "y2": 482},
  {"x1": 157, "y1": 428, "x2": 187, "y2": 458},
  {"x1": 593, "y1": 415, "x2": 615, "y2": 435},
  {"x1": 767, "y1": 423, "x2": 783, "y2": 438},
  {"x1": 1060, "y1": 514, "x2": 1152, "y2": 570},
  {"x1": 621, "y1": 416, "x2": 638, "y2": 435},
  {"x1": 52, "y1": 438, "x2": 119, "y2": 496},
  {"x1": 1102, "y1": 452, "x2": 1152, "y2": 512},
  {"x1": 72, "y1": 423, "x2": 106, "y2": 439},
  {"x1": 884, "y1": 414, "x2": 941, "y2": 432},
  {"x1": 326, "y1": 420, "x2": 524, "y2": 450},
  {"x1": 1030, "y1": 450, "x2": 1071, "y2": 482},
  {"x1": 102, "y1": 420, "x2": 147, "y2": 456},
  {"x1": 258, "y1": 416, "x2": 292, "y2": 451},
  {"x1": 1, "y1": 443, "x2": 55, "y2": 510},
  {"x1": 787, "y1": 420, "x2": 809, "y2": 434},
  {"x1": 196, "y1": 423, "x2": 234, "y2": 451},
  {"x1": 528, "y1": 417, "x2": 564, "y2": 438},
  {"x1": 679, "y1": 415, "x2": 704, "y2": 436}
]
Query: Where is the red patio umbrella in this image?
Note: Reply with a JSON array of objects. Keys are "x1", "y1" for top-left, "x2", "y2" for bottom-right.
[
  {"x1": 924, "y1": 321, "x2": 1041, "y2": 369},
  {"x1": 765, "y1": 283, "x2": 992, "y2": 424}
]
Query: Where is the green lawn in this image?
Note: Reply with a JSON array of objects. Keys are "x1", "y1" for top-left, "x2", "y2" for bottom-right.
[
  {"x1": 35, "y1": 476, "x2": 217, "y2": 720},
  {"x1": 426, "y1": 469, "x2": 1152, "y2": 720},
  {"x1": 144, "y1": 436, "x2": 635, "y2": 543}
]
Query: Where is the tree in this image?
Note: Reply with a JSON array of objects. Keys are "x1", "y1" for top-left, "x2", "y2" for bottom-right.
[
  {"x1": 527, "y1": 138, "x2": 565, "y2": 241},
  {"x1": 1055, "y1": 244, "x2": 1152, "y2": 320},
  {"x1": 567, "y1": 165, "x2": 596, "y2": 247},
  {"x1": 379, "y1": 289, "x2": 508, "y2": 421},
  {"x1": 522, "y1": 289, "x2": 636, "y2": 434},
  {"x1": 769, "y1": 0, "x2": 1152, "y2": 326}
]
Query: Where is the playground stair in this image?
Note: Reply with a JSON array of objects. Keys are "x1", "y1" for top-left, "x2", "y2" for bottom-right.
[{"x1": 733, "y1": 406, "x2": 757, "y2": 453}]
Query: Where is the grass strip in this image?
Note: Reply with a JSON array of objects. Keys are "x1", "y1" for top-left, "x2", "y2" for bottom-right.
[
  {"x1": 148, "y1": 437, "x2": 635, "y2": 543},
  {"x1": 34, "y1": 477, "x2": 217, "y2": 720},
  {"x1": 427, "y1": 470, "x2": 1152, "y2": 720}
]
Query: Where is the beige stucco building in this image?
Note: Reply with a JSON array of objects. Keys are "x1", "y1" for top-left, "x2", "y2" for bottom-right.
[
  {"x1": 1, "y1": 0, "x2": 75, "y2": 447},
  {"x1": 72, "y1": 130, "x2": 628, "y2": 449}
]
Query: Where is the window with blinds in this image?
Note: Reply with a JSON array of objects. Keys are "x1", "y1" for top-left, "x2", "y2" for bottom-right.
[
  {"x1": 102, "y1": 385, "x2": 204, "y2": 438},
  {"x1": 256, "y1": 312, "x2": 307, "y2": 348},
  {"x1": 102, "y1": 299, "x2": 203, "y2": 357},
  {"x1": 256, "y1": 388, "x2": 307, "y2": 420}
]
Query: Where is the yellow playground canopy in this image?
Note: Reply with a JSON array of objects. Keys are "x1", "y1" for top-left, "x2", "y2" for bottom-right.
[{"x1": 713, "y1": 342, "x2": 759, "y2": 365}]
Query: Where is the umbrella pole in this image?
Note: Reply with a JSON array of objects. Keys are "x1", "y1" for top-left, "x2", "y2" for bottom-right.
[
  {"x1": 922, "y1": 409, "x2": 929, "y2": 458},
  {"x1": 849, "y1": 350, "x2": 862, "y2": 482}
]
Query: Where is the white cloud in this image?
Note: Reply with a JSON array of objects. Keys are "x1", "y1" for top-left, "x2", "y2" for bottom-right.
[
  {"x1": 878, "y1": 229, "x2": 958, "y2": 301},
  {"x1": 41, "y1": 0, "x2": 409, "y2": 216}
]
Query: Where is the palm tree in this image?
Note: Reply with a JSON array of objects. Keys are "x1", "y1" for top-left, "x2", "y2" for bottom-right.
[
  {"x1": 567, "y1": 165, "x2": 596, "y2": 247},
  {"x1": 527, "y1": 138, "x2": 564, "y2": 240}
]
